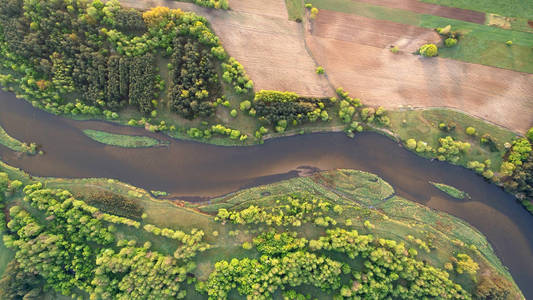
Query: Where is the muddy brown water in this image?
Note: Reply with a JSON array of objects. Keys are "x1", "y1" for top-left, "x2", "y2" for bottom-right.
[{"x1": 0, "y1": 91, "x2": 532, "y2": 297}]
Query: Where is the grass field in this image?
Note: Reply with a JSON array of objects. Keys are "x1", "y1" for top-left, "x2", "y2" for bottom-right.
[
  {"x1": 388, "y1": 108, "x2": 518, "y2": 172},
  {"x1": 430, "y1": 181, "x2": 470, "y2": 199},
  {"x1": 285, "y1": 0, "x2": 304, "y2": 21},
  {"x1": 420, "y1": 0, "x2": 533, "y2": 18},
  {"x1": 307, "y1": 0, "x2": 533, "y2": 73},
  {"x1": 83, "y1": 129, "x2": 166, "y2": 148}
]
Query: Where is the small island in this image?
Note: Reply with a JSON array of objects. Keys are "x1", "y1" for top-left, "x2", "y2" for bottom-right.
[
  {"x1": 430, "y1": 181, "x2": 471, "y2": 200},
  {"x1": 83, "y1": 129, "x2": 166, "y2": 148}
]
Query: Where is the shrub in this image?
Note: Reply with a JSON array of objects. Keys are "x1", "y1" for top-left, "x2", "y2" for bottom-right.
[
  {"x1": 390, "y1": 46, "x2": 399, "y2": 54},
  {"x1": 453, "y1": 253, "x2": 479, "y2": 276},
  {"x1": 465, "y1": 127, "x2": 476, "y2": 135},
  {"x1": 222, "y1": 57, "x2": 254, "y2": 94},
  {"x1": 416, "y1": 141, "x2": 428, "y2": 153},
  {"x1": 239, "y1": 100, "x2": 251, "y2": 111},
  {"x1": 437, "y1": 25, "x2": 452, "y2": 35},
  {"x1": 527, "y1": 127, "x2": 533, "y2": 141},
  {"x1": 476, "y1": 273, "x2": 514, "y2": 300},
  {"x1": 419, "y1": 44, "x2": 438, "y2": 57},
  {"x1": 406, "y1": 139, "x2": 417, "y2": 150},
  {"x1": 505, "y1": 40, "x2": 513, "y2": 46},
  {"x1": 310, "y1": 7, "x2": 319, "y2": 19},
  {"x1": 316, "y1": 66, "x2": 324, "y2": 74},
  {"x1": 444, "y1": 38, "x2": 457, "y2": 47},
  {"x1": 439, "y1": 122, "x2": 456, "y2": 132}
]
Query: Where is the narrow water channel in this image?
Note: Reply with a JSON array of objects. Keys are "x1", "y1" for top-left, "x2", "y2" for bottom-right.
[{"x1": 0, "y1": 92, "x2": 532, "y2": 297}]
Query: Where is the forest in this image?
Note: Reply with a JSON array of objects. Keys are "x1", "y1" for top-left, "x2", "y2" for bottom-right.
[
  {"x1": 0, "y1": 167, "x2": 522, "y2": 299},
  {"x1": 0, "y1": 0, "x2": 251, "y2": 119}
]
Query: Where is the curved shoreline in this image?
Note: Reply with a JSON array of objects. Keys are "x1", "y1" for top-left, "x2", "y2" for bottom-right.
[{"x1": 1, "y1": 91, "x2": 533, "y2": 297}]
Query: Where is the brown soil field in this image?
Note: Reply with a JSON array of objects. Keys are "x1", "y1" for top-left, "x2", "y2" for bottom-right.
[
  {"x1": 355, "y1": 0, "x2": 486, "y2": 24},
  {"x1": 306, "y1": 10, "x2": 533, "y2": 133},
  {"x1": 312, "y1": 10, "x2": 441, "y2": 51},
  {"x1": 229, "y1": 0, "x2": 288, "y2": 19},
  {"x1": 120, "y1": 0, "x2": 333, "y2": 97}
]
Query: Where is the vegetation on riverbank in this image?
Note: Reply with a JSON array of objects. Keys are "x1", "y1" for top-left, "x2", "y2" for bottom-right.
[
  {"x1": 0, "y1": 124, "x2": 38, "y2": 155},
  {"x1": 389, "y1": 109, "x2": 517, "y2": 175},
  {"x1": 0, "y1": 0, "x2": 531, "y2": 212},
  {"x1": 388, "y1": 108, "x2": 533, "y2": 213},
  {"x1": 430, "y1": 181, "x2": 470, "y2": 199},
  {"x1": 0, "y1": 160, "x2": 523, "y2": 299},
  {"x1": 83, "y1": 129, "x2": 166, "y2": 148}
]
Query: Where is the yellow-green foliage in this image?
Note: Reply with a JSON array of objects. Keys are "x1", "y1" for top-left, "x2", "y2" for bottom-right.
[
  {"x1": 0, "y1": 126, "x2": 37, "y2": 154},
  {"x1": 0, "y1": 164, "x2": 523, "y2": 299},
  {"x1": 193, "y1": 0, "x2": 229, "y2": 9},
  {"x1": 419, "y1": 43, "x2": 438, "y2": 57}
]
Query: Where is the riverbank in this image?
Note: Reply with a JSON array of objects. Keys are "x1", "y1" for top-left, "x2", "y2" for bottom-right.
[
  {"x1": 0, "y1": 161, "x2": 523, "y2": 298},
  {"x1": 0, "y1": 124, "x2": 38, "y2": 155}
]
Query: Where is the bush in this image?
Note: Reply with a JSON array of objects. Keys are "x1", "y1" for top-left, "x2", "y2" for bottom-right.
[
  {"x1": 419, "y1": 44, "x2": 438, "y2": 57},
  {"x1": 222, "y1": 57, "x2": 253, "y2": 94},
  {"x1": 310, "y1": 7, "x2": 319, "y2": 19},
  {"x1": 406, "y1": 139, "x2": 417, "y2": 150},
  {"x1": 505, "y1": 40, "x2": 513, "y2": 46},
  {"x1": 230, "y1": 109, "x2": 238, "y2": 118},
  {"x1": 390, "y1": 46, "x2": 399, "y2": 54},
  {"x1": 465, "y1": 127, "x2": 476, "y2": 135},
  {"x1": 527, "y1": 127, "x2": 533, "y2": 141},
  {"x1": 239, "y1": 100, "x2": 251, "y2": 111},
  {"x1": 316, "y1": 66, "x2": 324, "y2": 74},
  {"x1": 444, "y1": 38, "x2": 457, "y2": 47}
]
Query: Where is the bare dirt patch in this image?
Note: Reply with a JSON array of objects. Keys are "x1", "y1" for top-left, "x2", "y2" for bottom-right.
[
  {"x1": 306, "y1": 10, "x2": 533, "y2": 133},
  {"x1": 120, "y1": 0, "x2": 333, "y2": 97},
  {"x1": 354, "y1": 0, "x2": 485, "y2": 24},
  {"x1": 487, "y1": 13, "x2": 512, "y2": 29}
]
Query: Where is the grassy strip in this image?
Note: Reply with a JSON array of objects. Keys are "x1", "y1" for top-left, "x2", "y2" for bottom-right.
[
  {"x1": 307, "y1": 0, "x2": 533, "y2": 73},
  {"x1": 419, "y1": 0, "x2": 533, "y2": 18},
  {"x1": 430, "y1": 181, "x2": 470, "y2": 199},
  {"x1": 388, "y1": 108, "x2": 517, "y2": 172},
  {"x1": 0, "y1": 125, "x2": 37, "y2": 154},
  {"x1": 285, "y1": 0, "x2": 305, "y2": 21},
  {"x1": 83, "y1": 129, "x2": 165, "y2": 148}
]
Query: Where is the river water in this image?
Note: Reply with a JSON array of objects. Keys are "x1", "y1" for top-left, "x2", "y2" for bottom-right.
[{"x1": 0, "y1": 91, "x2": 532, "y2": 297}]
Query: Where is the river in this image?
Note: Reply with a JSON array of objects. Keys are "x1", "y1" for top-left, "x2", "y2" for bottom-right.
[{"x1": 0, "y1": 91, "x2": 532, "y2": 297}]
